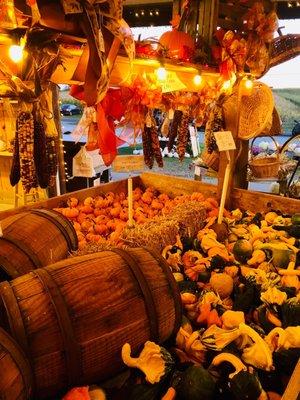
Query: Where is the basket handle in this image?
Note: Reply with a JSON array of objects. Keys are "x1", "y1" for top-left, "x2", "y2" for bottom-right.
[{"x1": 250, "y1": 136, "x2": 280, "y2": 160}]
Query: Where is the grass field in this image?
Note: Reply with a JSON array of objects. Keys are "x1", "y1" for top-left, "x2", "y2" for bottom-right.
[{"x1": 273, "y1": 88, "x2": 300, "y2": 133}]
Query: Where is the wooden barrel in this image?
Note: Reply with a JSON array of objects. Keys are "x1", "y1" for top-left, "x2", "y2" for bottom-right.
[
  {"x1": 0, "y1": 327, "x2": 33, "y2": 400},
  {"x1": 0, "y1": 209, "x2": 78, "y2": 280},
  {"x1": 0, "y1": 247, "x2": 181, "y2": 399}
]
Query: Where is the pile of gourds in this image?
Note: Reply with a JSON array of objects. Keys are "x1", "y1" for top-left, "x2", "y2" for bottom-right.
[
  {"x1": 54, "y1": 189, "x2": 219, "y2": 250},
  {"x1": 62, "y1": 207, "x2": 300, "y2": 400}
]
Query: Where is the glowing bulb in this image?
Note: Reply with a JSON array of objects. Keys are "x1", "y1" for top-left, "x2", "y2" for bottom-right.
[
  {"x1": 193, "y1": 74, "x2": 202, "y2": 86},
  {"x1": 156, "y1": 67, "x2": 167, "y2": 81},
  {"x1": 9, "y1": 45, "x2": 23, "y2": 63},
  {"x1": 222, "y1": 80, "x2": 232, "y2": 91},
  {"x1": 244, "y1": 78, "x2": 253, "y2": 91}
]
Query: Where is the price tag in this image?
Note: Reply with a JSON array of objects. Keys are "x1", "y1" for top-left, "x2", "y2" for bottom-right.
[
  {"x1": 160, "y1": 72, "x2": 186, "y2": 93},
  {"x1": 112, "y1": 155, "x2": 144, "y2": 172},
  {"x1": 214, "y1": 131, "x2": 236, "y2": 151}
]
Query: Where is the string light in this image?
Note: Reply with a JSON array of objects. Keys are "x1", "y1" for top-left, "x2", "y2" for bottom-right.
[
  {"x1": 135, "y1": 12, "x2": 139, "y2": 17},
  {"x1": 193, "y1": 74, "x2": 202, "y2": 86},
  {"x1": 222, "y1": 80, "x2": 232, "y2": 91},
  {"x1": 9, "y1": 45, "x2": 24, "y2": 63},
  {"x1": 155, "y1": 67, "x2": 167, "y2": 81},
  {"x1": 141, "y1": 10, "x2": 144, "y2": 15},
  {"x1": 244, "y1": 78, "x2": 253, "y2": 91},
  {"x1": 155, "y1": 10, "x2": 159, "y2": 15},
  {"x1": 149, "y1": 11, "x2": 153, "y2": 16}
]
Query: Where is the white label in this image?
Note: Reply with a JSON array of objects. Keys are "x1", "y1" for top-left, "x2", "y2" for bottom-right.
[
  {"x1": 93, "y1": 178, "x2": 101, "y2": 186},
  {"x1": 195, "y1": 166, "x2": 201, "y2": 176},
  {"x1": 214, "y1": 131, "x2": 236, "y2": 151}
]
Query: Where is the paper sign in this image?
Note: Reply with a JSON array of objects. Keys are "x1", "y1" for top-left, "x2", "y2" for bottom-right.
[
  {"x1": 112, "y1": 155, "x2": 145, "y2": 172},
  {"x1": 161, "y1": 72, "x2": 186, "y2": 93},
  {"x1": 214, "y1": 131, "x2": 236, "y2": 151}
]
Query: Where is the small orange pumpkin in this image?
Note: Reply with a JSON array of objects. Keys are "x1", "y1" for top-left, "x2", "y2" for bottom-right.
[{"x1": 159, "y1": 29, "x2": 195, "y2": 60}]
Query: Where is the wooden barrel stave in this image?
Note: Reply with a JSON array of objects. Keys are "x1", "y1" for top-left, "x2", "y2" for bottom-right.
[
  {"x1": 0, "y1": 248, "x2": 181, "y2": 399},
  {"x1": 0, "y1": 210, "x2": 78, "y2": 279},
  {"x1": 0, "y1": 327, "x2": 33, "y2": 400}
]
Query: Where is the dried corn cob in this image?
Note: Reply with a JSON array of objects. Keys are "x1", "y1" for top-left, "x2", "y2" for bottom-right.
[
  {"x1": 168, "y1": 109, "x2": 183, "y2": 152},
  {"x1": 10, "y1": 131, "x2": 20, "y2": 186},
  {"x1": 34, "y1": 119, "x2": 50, "y2": 189},
  {"x1": 150, "y1": 115, "x2": 163, "y2": 168},
  {"x1": 46, "y1": 136, "x2": 58, "y2": 187},
  {"x1": 142, "y1": 124, "x2": 154, "y2": 169},
  {"x1": 161, "y1": 114, "x2": 170, "y2": 137},
  {"x1": 177, "y1": 111, "x2": 190, "y2": 161},
  {"x1": 205, "y1": 104, "x2": 224, "y2": 153},
  {"x1": 17, "y1": 111, "x2": 37, "y2": 193}
]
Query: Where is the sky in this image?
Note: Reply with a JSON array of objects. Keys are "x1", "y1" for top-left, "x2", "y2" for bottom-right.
[{"x1": 131, "y1": 19, "x2": 300, "y2": 89}]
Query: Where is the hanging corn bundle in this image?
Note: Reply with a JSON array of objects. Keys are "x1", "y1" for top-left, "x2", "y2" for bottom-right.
[
  {"x1": 168, "y1": 110, "x2": 183, "y2": 152},
  {"x1": 149, "y1": 112, "x2": 163, "y2": 168},
  {"x1": 177, "y1": 110, "x2": 190, "y2": 161}
]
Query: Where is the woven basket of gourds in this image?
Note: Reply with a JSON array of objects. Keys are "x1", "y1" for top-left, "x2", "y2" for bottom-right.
[{"x1": 249, "y1": 136, "x2": 282, "y2": 179}]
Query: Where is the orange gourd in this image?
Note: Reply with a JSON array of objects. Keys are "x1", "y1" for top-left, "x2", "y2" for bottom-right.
[{"x1": 159, "y1": 29, "x2": 195, "y2": 59}]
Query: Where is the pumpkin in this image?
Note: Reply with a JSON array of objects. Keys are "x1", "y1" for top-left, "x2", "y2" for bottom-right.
[{"x1": 159, "y1": 29, "x2": 195, "y2": 60}]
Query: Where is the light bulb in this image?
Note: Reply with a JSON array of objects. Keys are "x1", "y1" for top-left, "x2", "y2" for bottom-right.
[
  {"x1": 156, "y1": 67, "x2": 167, "y2": 81},
  {"x1": 9, "y1": 45, "x2": 24, "y2": 63},
  {"x1": 244, "y1": 78, "x2": 253, "y2": 91},
  {"x1": 222, "y1": 80, "x2": 232, "y2": 91},
  {"x1": 193, "y1": 74, "x2": 202, "y2": 86}
]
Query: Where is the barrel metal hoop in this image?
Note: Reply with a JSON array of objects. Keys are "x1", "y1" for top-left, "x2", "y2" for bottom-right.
[
  {"x1": 110, "y1": 248, "x2": 159, "y2": 342},
  {"x1": 143, "y1": 247, "x2": 183, "y2": 339},
  {"x1": 33, "y1": 268, "x2": 81, "y2": 386},
  {"x1": 0, "y1": 254, "x2": 20, "y2": 279},
  {"x1": 31, "y1": 209, "x2": 78, "y2": 252},
  {"x1": 0, "y1": 237, "x2": 42, "y2": 268},
  {"x1": 0, "y1": 281, "x2": 30, "y2": 356},
  {"x1": 0, "y1": 327, "x2": 34, "y2": 398}
]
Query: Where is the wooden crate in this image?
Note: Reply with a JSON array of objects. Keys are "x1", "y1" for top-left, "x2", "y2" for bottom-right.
[
  {"x1": 0, "y1": 172, "x2": 299, "y2": 220},
  {"x1": 0, "y1": 172, "x2": 299, "y2": 399}
]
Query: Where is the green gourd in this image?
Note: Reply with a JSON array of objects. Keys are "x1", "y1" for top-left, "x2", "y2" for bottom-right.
[{"x1": 175, "y1": 365, "x2": 216, "y2": 400}]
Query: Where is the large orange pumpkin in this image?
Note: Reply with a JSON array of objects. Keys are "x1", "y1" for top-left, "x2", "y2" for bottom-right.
[{"x1": 159, "y1": 29, "x2": 195, "y2": 60}]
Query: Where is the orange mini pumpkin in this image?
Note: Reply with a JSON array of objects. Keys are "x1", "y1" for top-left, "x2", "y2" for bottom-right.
[{"x1": 159, "y1": 29, "x2": 195, "y2": 60}]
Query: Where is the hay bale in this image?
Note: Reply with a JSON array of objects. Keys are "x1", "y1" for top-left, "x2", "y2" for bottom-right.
[{"x1": 122, "y1": 201, "x2": 207, "y2": 253}]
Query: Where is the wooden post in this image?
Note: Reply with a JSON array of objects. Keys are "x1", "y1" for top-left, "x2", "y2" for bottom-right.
[
  {"x1": 51, "y1": 83, "x2": 66, "y2": 196},
  {"x1": 217, "y1": 78, "x2": 245, "y2": 205}
]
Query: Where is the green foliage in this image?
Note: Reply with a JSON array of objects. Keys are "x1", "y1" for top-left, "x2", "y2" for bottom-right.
[{"x1": 272, "y1": 89, "x2": 300, "y2": 133}]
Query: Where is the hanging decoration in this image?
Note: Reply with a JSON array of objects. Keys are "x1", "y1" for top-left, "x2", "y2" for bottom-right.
[{"x1": 212, "y1": 2, "x2": 278, "y2": 79}]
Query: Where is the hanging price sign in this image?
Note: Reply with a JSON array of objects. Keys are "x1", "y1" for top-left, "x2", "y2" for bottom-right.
[
  {"x1": 161, "y1": 72, "x2": 186, "y2": 93},
  {"x1": 214, "y1": 131, "x2": 236, "y2": 151},
  {"x1": 112, "y1": 155, "x2": 144, "y2": 172}
]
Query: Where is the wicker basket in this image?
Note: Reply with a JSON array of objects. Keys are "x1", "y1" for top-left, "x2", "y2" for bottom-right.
[
  {"x1": 249, "y1": 136, "x2": 281, "y2": 179},
  {"x1": 269, "y1": 34, "x2": 300, "y2": 70}
]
